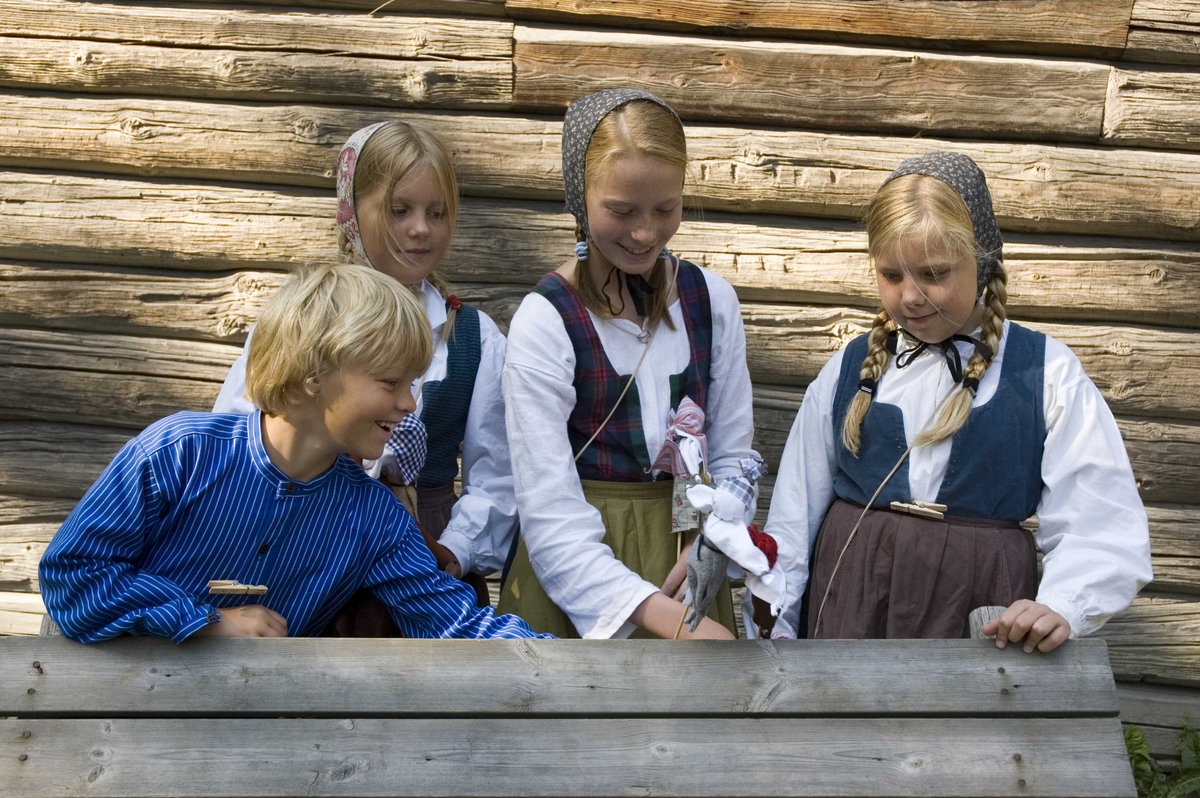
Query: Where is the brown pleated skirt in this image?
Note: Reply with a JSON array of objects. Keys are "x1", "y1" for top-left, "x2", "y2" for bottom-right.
[
  {"x1": 807, "y1": 499, "x2": 1037, "y2": 639},
  {"x1": 322, "y1": 483, "x2": 490, "y2": 638}
]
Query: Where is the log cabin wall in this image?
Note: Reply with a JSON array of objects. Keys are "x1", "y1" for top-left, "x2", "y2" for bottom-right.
[{"x1": 1, "y1": 0, "x2": 1198, "y2": 762}]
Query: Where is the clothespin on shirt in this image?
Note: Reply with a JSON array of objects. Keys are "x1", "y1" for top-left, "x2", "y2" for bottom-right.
[{"x1": 208, "y1": 580, "x2": 269, "y2": 596}]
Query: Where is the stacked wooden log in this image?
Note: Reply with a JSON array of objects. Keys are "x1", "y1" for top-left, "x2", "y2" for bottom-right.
[{"x1": 0, "y1": 0, "x2": 1197, "y2": 765}]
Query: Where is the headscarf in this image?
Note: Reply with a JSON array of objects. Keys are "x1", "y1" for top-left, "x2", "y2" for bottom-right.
[
  {"x1": 882, "y1": 151, "x2": 1003, "y2": 296},
  {"x1": 335, "y1": 121, "x2": 389, "y2": 267},
  {"x1": 562, "y1": 88, "x2": 683, "y2": 239}
]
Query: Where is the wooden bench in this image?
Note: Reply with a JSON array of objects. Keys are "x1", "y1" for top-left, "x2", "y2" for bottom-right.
[{"x1": 0, "y1": 637, "x2": 1134, "y2": 797}]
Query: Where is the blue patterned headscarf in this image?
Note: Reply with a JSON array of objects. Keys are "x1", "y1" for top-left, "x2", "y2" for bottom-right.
[{"x1": 883, "y1": 151, "x2": 1003, "y2": 296}]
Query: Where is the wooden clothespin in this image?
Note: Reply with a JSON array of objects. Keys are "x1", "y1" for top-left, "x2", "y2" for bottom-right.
[
  {"x1": 207, "y1": 580, "x2": 269, "y2": 596},
  {"x1": 889, "y1": 500, "x2": 948, "y2": 520}
]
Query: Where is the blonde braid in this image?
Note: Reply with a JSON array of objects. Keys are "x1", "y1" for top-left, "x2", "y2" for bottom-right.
[
  {"x1": 914, "y1": 265, "x2": 1008, "y2": 447},
  {"x1": 841, "y1": 308, "x2": 896, "y2": 456}
]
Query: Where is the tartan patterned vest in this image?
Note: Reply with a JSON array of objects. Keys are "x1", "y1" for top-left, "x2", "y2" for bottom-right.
[
  {"x1": 534, "y1": 259, "x2": 713, "y2": 482},
  {"x1": 830, "y1": 321, "x2": 1047, "y2": 521},
  {"x1": 417, "y1": 303, "x2": 481, "y2": 489}
]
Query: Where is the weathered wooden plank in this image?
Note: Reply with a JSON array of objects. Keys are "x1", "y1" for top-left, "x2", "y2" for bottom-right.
[
  {"x1": 171, "y1": 0, "x2": 507, "y2": 13},
  {"x1": 1117, "y1": 682, "x2": 1200, "y2": 759},
  {"x1": 0, "y1": 423, "x2": 134, "y2": 500},
  {"x1": 0, "y1": 37, "x2": 512, "y2": 109},
  {"x1": 1118, "y1": 419, "x2": 1200, "y2": 504},
  {"x1": 0, "y1": 329, "x2": 239, "y2": 429},
  {"x1": 4, "y1": 0, "x2": 513, "y2": 60},
  {"x1": 739, "y1": 303, "x2": 1200, "y2": 421},
  {"x1": 0, "y1": 592, "x2": 43, "y2": 636},
  {"x1": 505, "y1": 0, "x2": 1134, "y2": 55},
  {"x1": 0, "y1": 262, "x2": 279, "y2": 343},
  {"x1": 1125, "y1": 0, "x2": 1200, "y2": 65},
  {"x1": 4, "y1": 193, "x2": 1199, "y2": 329},
  {"x1": 0, "y1": 496, "x2": 75, "y2": 526},
  {"x1": 1102, "y1": 595, "x2": 1200, "y2": 685},
  {"x1": 0, "y1": 171, "x2": 336, "y2": 271},
  {"x1": 3, "y1": 102, "x2": 1200, "y2": 241},
  {"x1": 0, "y1": 524, "x2": 55, "y2": 593},
  {"x1": 1103, "y1": 65, "x2": 1200, "y2": 151},
  {"x1": 0, "y1": 716, "x2": 1134, "y2": 798},
  {"x1": 513, "y1": 25, "x2": 1110, "y2": 141},
  {"x1": 0, "y1": 637, "x2": 1120, "y2": 717}
]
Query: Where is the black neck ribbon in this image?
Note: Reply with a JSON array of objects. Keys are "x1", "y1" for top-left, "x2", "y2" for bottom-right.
[{"x1": 886, "y1": 330, "x2": 994, "y2": 384}]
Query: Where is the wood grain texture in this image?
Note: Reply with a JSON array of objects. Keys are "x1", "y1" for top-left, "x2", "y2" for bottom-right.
[
  {"x1": 0, "y1": 524, "x2": 55, "y2": 593},
  {"x1": 170, "y1": 0, "x2": 507, "y2": 13},
  {"x1": 4, "y1": 191, "x2": 1199, "y2": 329},
  {"x1": 0, "y1": 328, "x2": 239, "y2": 429},
  {"x1": 0, "y1": 37, "x2": 512, "y2": 109},
  {"x1": 0, "y1": 637, "x2": 1120, "y2": 717},
  {"x1": 505, "y1": 0, "x2": 1134, "y2": 54},
  {"x1": 1125, "y1": 0, "x2": 1200, "y2": 64},
  {"x1": 513, "y1": 25, "x2": 1110, "y2": 140},
  {"x1": 0, "y1": 496, "x2": 75, "y2": 526},
  {"x1": 0, "y1": 592, "x2": 43, "y2": 636},
  {"x1": 4, "y1": 101, "x2": 1200, "y2": 240},
  {"x1": 1103, "y1": 65, "x2": 1200, "y2": 151},
  {"x1": 3, "y1": 0, "x2": 513, "y2": 60},
  {"x1": 1101, "y1": 595, "x2": 1200, "y2": 685},
  {"x1": 738, "y1": 303, "x2": 1200, "y2": 422},
  {"x1": 0, "y1": 423, "x2": 134, "y2": 500},
  {"x1": 0, "y1": 716, "x2": 1134, "y2": 797}
]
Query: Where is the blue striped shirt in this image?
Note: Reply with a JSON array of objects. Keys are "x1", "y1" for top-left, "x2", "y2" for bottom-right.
[{"x1": 39, "y1": 411, "x2": 551, "y2": 643}]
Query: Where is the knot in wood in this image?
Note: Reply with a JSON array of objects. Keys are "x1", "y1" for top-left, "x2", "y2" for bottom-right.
[
  {"x1": 118, "y1": 116, "x2": 156, "y2": 141},
  {"x1": 291, "y1": 117, "x2": 321, "y2": 141},
  {"x1": 1106, "y1": 339, "x2": 1132, "y2": 356},
  {"x1": 71, "y1": 48, "x2": 95, "y2": 67}
]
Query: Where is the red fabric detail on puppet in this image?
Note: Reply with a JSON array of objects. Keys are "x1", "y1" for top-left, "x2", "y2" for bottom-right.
[{"x1": 747, "y1": 524, "x2": 777, "y2": 569}]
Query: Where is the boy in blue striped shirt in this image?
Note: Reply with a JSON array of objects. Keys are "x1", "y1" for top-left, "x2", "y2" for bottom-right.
[{"x1": 40, "y1": 262, "x2": 551, "y2": 643}]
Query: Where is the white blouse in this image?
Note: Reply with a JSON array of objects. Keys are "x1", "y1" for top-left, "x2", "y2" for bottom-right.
[
  {"x1": 212, "y1": 280, "x2": 518, "y2": 577},
  {"x1": 765, "y1": 319, "x2": 1153, "y2": 639},
  {"x1": 503, "y1": 266, "x2": 757, "y2": 639}
]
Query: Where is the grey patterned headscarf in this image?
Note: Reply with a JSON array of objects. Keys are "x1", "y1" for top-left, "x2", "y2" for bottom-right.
[
  {"x1": 882, "y1": 151, "x2": 1002, "y2": 296},
  {"x1": 562, "y1": 89, "x2": 683, "y2": 239}
]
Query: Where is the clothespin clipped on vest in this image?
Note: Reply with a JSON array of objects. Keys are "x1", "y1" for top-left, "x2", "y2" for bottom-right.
[{"x1": 208, "y1": 580, "x2": 269, "y2": 596}]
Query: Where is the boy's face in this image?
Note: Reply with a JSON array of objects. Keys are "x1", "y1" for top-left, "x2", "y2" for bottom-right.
[{"x1": 313, "y1": 360, "x2": 419, "y2": 461}]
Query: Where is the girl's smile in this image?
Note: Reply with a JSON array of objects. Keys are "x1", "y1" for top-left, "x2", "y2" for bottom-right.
[{"x1": 874, "y1": 238, "x2": 984, "y2": 343}]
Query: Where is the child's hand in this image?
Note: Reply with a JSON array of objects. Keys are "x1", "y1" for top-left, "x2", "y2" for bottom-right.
[
  {"x1": 983, "y1": 600, "x2": 1070, "y2": 653},
  {"x1": 194, "y1": 605, "x2": 288, "y2": 638}
]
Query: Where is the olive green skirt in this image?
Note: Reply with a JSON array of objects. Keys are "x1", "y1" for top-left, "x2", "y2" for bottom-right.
[{"x1": 498, "y1": 479, "x2": 737, "y2": 638}]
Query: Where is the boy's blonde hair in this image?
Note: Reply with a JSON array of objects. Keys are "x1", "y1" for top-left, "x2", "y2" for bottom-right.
[
  {"x1": 841, "y1": 173, "x2": 1008, "y2": 455},
  {"x1": 574, "y1": 100, "x2": 688, "y2": 331},
  {"x1": 336, "y1": 121, "x2": 461, "y2": 342},
  {"x1": 246, "y1": 261, "x2": 433, "y2": 415}
]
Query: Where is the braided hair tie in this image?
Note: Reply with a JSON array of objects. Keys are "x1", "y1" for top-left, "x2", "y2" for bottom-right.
[{"x1": 858, "y1": 378, "x2": 877, "y2": 395}]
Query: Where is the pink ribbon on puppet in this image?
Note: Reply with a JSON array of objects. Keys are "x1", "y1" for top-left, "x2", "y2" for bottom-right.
[{"x1": 651, "y1": 396, "x2": 707, "y2": 478}]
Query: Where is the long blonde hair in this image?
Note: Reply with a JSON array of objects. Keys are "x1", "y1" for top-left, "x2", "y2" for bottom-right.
[
  {"x1": 337, "y1": 120, "x2": 461, "y2": 343},
  {"x1": 574, "y1": 100, "x2": 688, "y2": 331},
  {"x1": 841, "y1": 174, "x2": 1007, "y2": 456}
]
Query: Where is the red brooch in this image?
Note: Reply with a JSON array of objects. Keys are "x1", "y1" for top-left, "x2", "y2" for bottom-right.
[{"x1": 447, "y1": 295, "x2": 463, "y2": 311}]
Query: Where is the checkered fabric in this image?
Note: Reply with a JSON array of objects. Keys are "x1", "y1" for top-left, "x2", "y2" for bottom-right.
[
  {"x1": 383, "y1": 413, "x2": 428, "y2": 487},
  {"x1": 535, "y1": 258, "x2": 713, "y2": 482},
  {"x1": 715, "y1": 454, "x2": 768, "y2": 518}
]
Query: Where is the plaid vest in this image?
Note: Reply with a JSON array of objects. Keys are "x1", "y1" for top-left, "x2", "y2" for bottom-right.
[
  {"x1": 418, "y1": 303, "x2": 481, "y2": 489},
  {"x1": 534, "y1": 259, "x2": 713, "y2": 482}
]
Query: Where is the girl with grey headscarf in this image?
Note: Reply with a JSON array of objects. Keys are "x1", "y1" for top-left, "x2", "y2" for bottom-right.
[
  {"x1": 764, "y1": 152, "x2": 1151, "y2": 650},
  {"x1": 497, "y1": 90, "x2": 758, "y2": 640}
]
